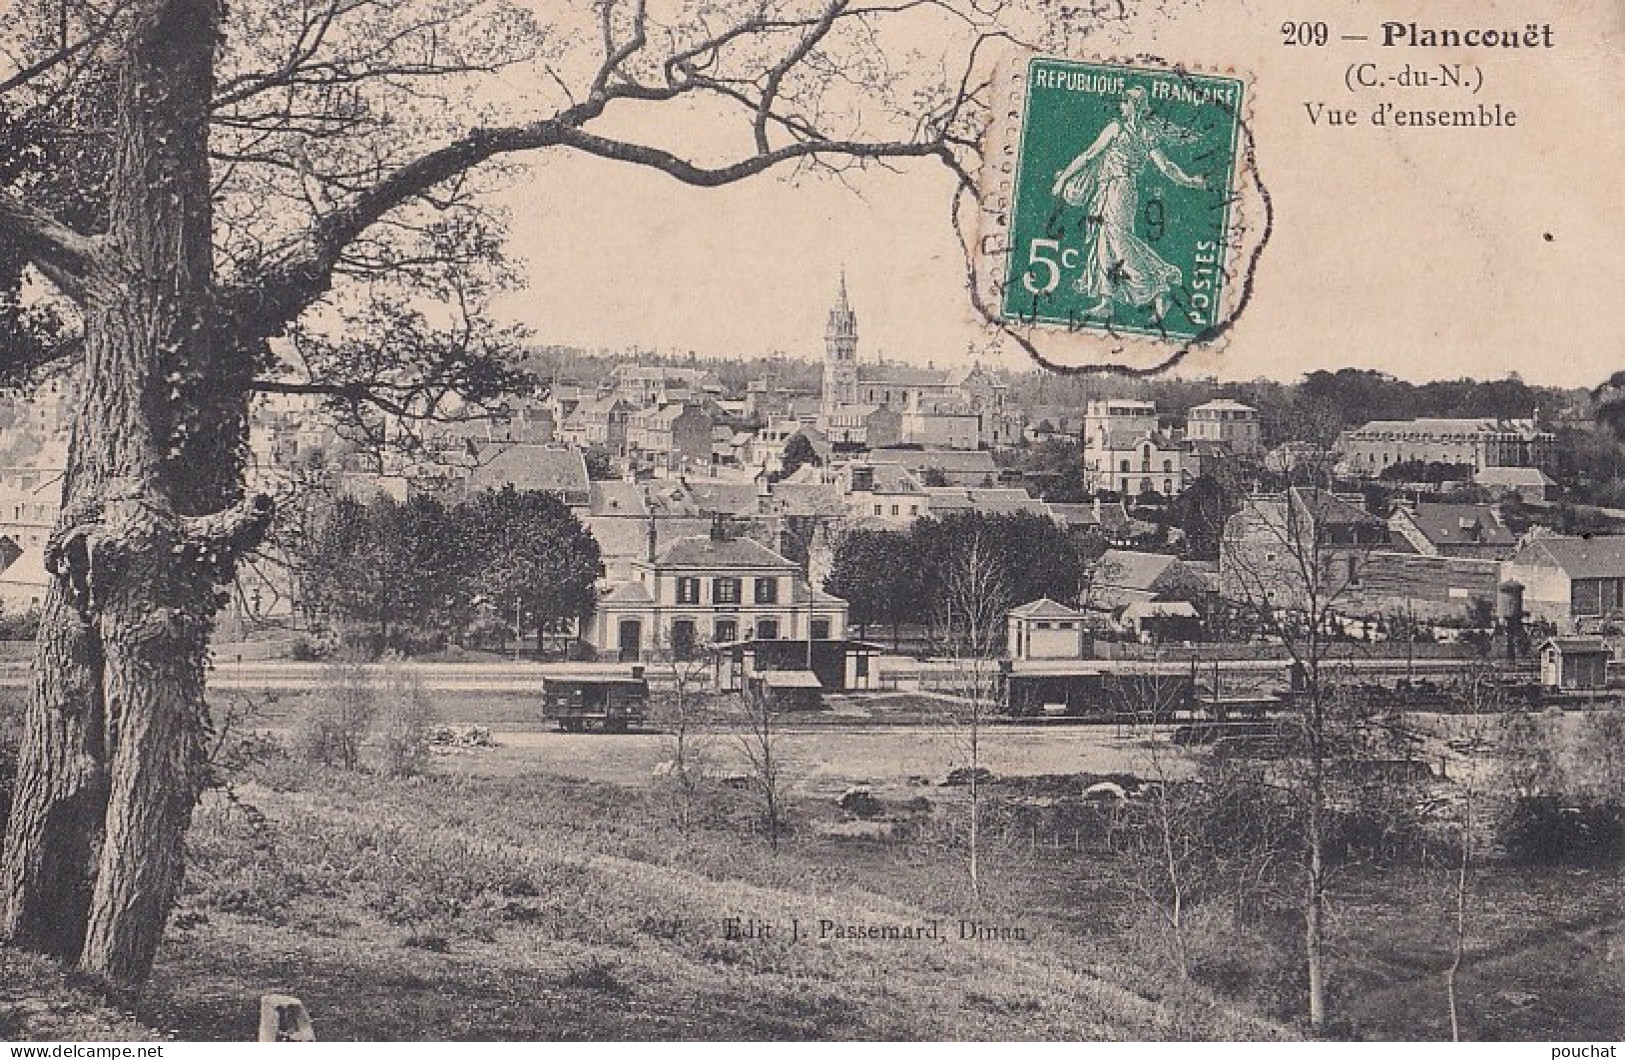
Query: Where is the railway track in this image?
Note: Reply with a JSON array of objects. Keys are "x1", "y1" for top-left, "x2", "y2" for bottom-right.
[{"x1": 0, "y1": 653, "x2": 1525, "y2": 693}]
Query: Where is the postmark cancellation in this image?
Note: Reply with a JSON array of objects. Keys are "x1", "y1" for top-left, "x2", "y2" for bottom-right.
[{"x1": 973, "y1": 55, "x2": 1267, "y2": 374}]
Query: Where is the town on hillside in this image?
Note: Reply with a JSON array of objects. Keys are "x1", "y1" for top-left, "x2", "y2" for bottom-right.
[
  {"x1": 0, "y1": 280, "x2": 1619, "y2": 688},
  {"x1": 3, "y1": 280, "x2": 1624, "y2": 1044}
]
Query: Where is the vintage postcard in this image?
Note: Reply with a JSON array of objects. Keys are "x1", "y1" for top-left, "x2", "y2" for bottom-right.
[{"x1": 0, "y1": 0, "x2": 1621, "y2": 1049}]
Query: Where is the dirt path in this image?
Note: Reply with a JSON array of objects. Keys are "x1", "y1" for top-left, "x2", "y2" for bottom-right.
[{"x1": 435, "y1": 726, "x2": 1195, "y2": 795}]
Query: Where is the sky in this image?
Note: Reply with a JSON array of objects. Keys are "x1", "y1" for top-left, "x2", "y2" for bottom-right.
[{"x1": 489, "y1": 0, "x2": 1623, "y2": 387}]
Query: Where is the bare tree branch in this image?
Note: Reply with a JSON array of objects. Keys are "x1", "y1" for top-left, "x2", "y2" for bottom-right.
[
  {"x1": 0, "y1": 0, "x2": 136, "y2": 97},
  {"x1": 554, "y1": 124, "x2": 946, "y2": 187},
  {"x1": 591, "y1": 0, "x2": 648, "y2": 99},
  {"x1": 225, "y1": 113, "x2": 948, "y2": 349},
  {"x1": 0, "y1": 189, "x2": 104, "y2": 296},
  {"x1": 754, "y1": 0, "x2": 845, "y2": 153}
]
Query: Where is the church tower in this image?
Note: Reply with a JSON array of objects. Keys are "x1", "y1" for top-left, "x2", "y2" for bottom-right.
[{"x1": 823, "y1": 272, "x2": 859, "y2": 414}]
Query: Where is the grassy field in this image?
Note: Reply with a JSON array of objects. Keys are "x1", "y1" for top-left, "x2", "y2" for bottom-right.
[
  {"x1": 142, "y1": 763, "x2": 1283, "y2": 1041},
  {"x1": 1332, "y1": 864, "x2": 1624, "y2": 1040},
  {"x1": 5, "y1": 681, "x2": 1624, "y2": 1041},
  {"x1": 0, "y1": 948, "x2": 164, "y2": 1041}
]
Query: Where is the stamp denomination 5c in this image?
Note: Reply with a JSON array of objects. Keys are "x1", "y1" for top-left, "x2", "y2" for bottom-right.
[{"x1": 974, "y1": 56, "x2": 1264, "y2": 371}]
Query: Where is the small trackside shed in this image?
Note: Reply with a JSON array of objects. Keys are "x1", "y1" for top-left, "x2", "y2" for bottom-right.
[
  {"x1": 711, "y1": 638, "x2": 883, "y2": 694},
  {"x1": 1538, "y1": 637, "x2": 1610, "y2": 691}
]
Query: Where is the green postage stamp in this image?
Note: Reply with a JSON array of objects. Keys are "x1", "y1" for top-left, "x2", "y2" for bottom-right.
[{"x1": 974, "y1": 56, "x2": 1263, "y2": 369}]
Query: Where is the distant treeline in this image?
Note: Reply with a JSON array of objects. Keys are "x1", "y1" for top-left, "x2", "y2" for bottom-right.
[
  {"x1": 524, "y1": 347, "x2": 1585, "y2": 452},
  {"x1": 522, "y1": 344, "x2": 822, "y2": 395},
  {"x1": 1008, "y1": 367, "x2": 1577, "y2": 448}
]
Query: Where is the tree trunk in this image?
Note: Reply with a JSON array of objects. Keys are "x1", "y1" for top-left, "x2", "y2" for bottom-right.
[
  {"x1": 1306, "y1": 816, "x2": 1326, "y2": 1032},
  {"x1": 1305, "y1": 687, "x2": 1328, "y2": 1034},
  {"x1": 0, "y1": 593, "x2": 109, "y2": 960},
  {"x1": 1446, "y1": 782, "x2": 1473, "y2": 1042},
  {"x1": 967, "y1": 706, "x2": 981, "y2": 904},
  {"x1": 0, "y1": 0, "x2": 265, "y2": 987}
]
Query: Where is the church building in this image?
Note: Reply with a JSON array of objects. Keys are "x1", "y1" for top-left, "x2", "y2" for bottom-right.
[{"x1": 816, "y1": 277, "x2": 1021, "y2": 449}]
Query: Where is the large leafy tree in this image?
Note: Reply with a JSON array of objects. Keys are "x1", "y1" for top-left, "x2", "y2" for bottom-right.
[
  {"x1": 0, "y1": 0, "x2": 1058, "y2": 984},
  {"x1": 301, "y1": 492, "x2": 470, "y2": 652},
  {"x1": 463, "y1": 486, "x2": 601, "y2": 653},
  {"x1": 1168, "y1": 466, "x2": 1247, "y2": 560},
  {"x1": 778, "y1": 432, "x2": 821, "y2": 480},
  {"x1": 824, "y1": 527, "x2": 921, "y2": 643},
  {"x1": 1021, "y1": 436, "x2": 1088, "y2": 503},
  {"x1": 827, "y1": 512, "x2": 1086, "y2": 649},
  {"x1": 911, "y1": 511, "x2": 1082, "y2": 626}
]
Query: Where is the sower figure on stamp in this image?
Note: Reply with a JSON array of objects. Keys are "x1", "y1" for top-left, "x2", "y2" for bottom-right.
[{"x1": 1050, "y1": 85, "x2": 1206, "y2": 324}]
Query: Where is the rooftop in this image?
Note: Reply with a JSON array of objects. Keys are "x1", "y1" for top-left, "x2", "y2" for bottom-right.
[
  {"x1": 585, "y1": 515, "x2": 713, "y2": 575},
  {"x1": 1347, "y1": 417, "x2": 1547, "y2": 438},
  {"x1": 1540, "y1": 636, "x2": 1610, "y2": 654},
  {"x1": 1097, "y1": 550, "x2": 1181, "y2": 591},
  {"x1": 1475, "y1": 466, "x2": 1556, "y2": 486},
  {"x1": 630, "y1": 403, "x2": 705, "y2": 426},
  {"x1": 1396, "y1": 502, "x2": 1516, "y2": 548},
  {"x1": 854, "y1": 364, "x2": 950, "y2": 387},
  {"x1": 767, "y1": 482, "x2": 846, "y2": 517},
  {"x1": 0, "y1": 547, "x2": 46, "y2": 586},
  {"x1": 572, "y1": 393, "x2": 632, "y2": 417},
  {"x1": 652, "y1": 534, "x2": 798, "y2": 570},
  {"x1": 964, "y1": 489, "x2": 1047, "y2": 515},
  {"x1": 469, "y1": 445, "x2": 588, "y2": 496},
  {"x1": 920, "y1": 488, "x2": 974, "y2": 510},
  {"x1": 1044, "y1": 503, "x2": 1099, "y2": 527},
  {"x1": 1009, "y1": 597, "x2": 1083, "y2": 619},
  {"x1": 599, "y1": 581, "x2": 654, "y2": 605},
  {"x1": 850, "y1": 462, "x2": 924, "y2": 495},
  {"x1": 590, "y1": 481, "x2": 648, "y2": 516},
  {"x1": 1120, "y1": 600, "x2": 1200, "y2": 621},
  {"x1": 679, "y1": 480, "x2": 762, "y2": 516},
  {"x1": 1097, "y1": 429, "x2": 1179, "y2": 451},
  {"x1": 761, "y1": 669, "x2": 825, "y2": 690},
  {"x1": 1513, "y1": 535, "x2": 1625, "y2": 579},
  {"x1": 871, "y1": 447, "x2": 998, "y2": 474},
  {"x1": 1291, "y1": 487, "x2": 1385, "y2": 529}
]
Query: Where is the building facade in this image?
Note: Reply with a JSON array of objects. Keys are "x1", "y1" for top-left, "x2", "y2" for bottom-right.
[
  {"x1": 626, "y1": 403, "x2": 713, "y2": 471},
  {"x1": 1007, "y1": 598, "x2": 1086, "y2": 661},
  {"x1": 607, "y1": 364, "x2": 722, "y2": 408},
  {"x1": 1082, "y1": 399, "x2": 1158, "y2": 452},
  {"x1": 1502, "y1": 535, "x2": 1625, "y2": 627},
  {"x1": 1080, "y1": 399, "x2": 1193, "y2": 496},
  {"x1": 560, "y1": 394, "x2": 633, "y2": 454},
  {"x1": 1219, "y1": 489, "x2": 1390, "y2": 611},
  {"x1": 1386, "y1": 501, "x2": 1517, "y2": 560},
  {"x1": 1337, "y1": 417, "x2": 1554, "y2": 478},
  {"x1": 817, "y1": 279, "x2": 1021, "y2": 448},
  {"x1": 821, "y1": 276, "x2": 860, "y2": 416},
  {"x1": 590, "y1": 532, "x2": 848, "y2": 661},
  {"x1": 1185, "y1": 399, "x2": 1262, "y2": 455}
]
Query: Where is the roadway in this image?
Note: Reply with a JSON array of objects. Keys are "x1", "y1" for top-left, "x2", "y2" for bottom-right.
[
  {"x1": 0, "y1": 652, "x2": 1499, "y2": 692},
  {"x1": 432, "y1": 724, "x2": 1197, "y2": 793}
]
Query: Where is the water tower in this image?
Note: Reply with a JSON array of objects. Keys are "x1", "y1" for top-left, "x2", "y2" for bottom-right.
[{"x1": 1497, "y1": 580, "x2": 1525, "y2": 662}]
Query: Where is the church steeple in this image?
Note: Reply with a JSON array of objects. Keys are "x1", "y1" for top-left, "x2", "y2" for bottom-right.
[
  {"x1": 823, "y1": 271, "x2": 859, "y2": 413},
  {"x1": 827, "y1": 271, "x2": 857, "y2": 354}
]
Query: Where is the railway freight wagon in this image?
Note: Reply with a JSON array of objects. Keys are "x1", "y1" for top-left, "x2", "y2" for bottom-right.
[
  {"x1": 999, "y1": 665, "x2": 1196, "y2": 721},
  {"x1": 541, "y1": 670, "x2": 649, "y2": 732}
]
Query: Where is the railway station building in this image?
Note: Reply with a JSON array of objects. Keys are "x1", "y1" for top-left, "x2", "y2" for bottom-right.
[{"x1": 589, "y1": 527, "x2": 848, "y2": 663}]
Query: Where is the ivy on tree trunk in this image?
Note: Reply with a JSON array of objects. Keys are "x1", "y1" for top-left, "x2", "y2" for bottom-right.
[
  {"x1": 0, "y1": 0, "x2": 1025, "y2": 988},
  {"x1": 0, "y1": 0, "x2": 273, "y2": 984}
]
